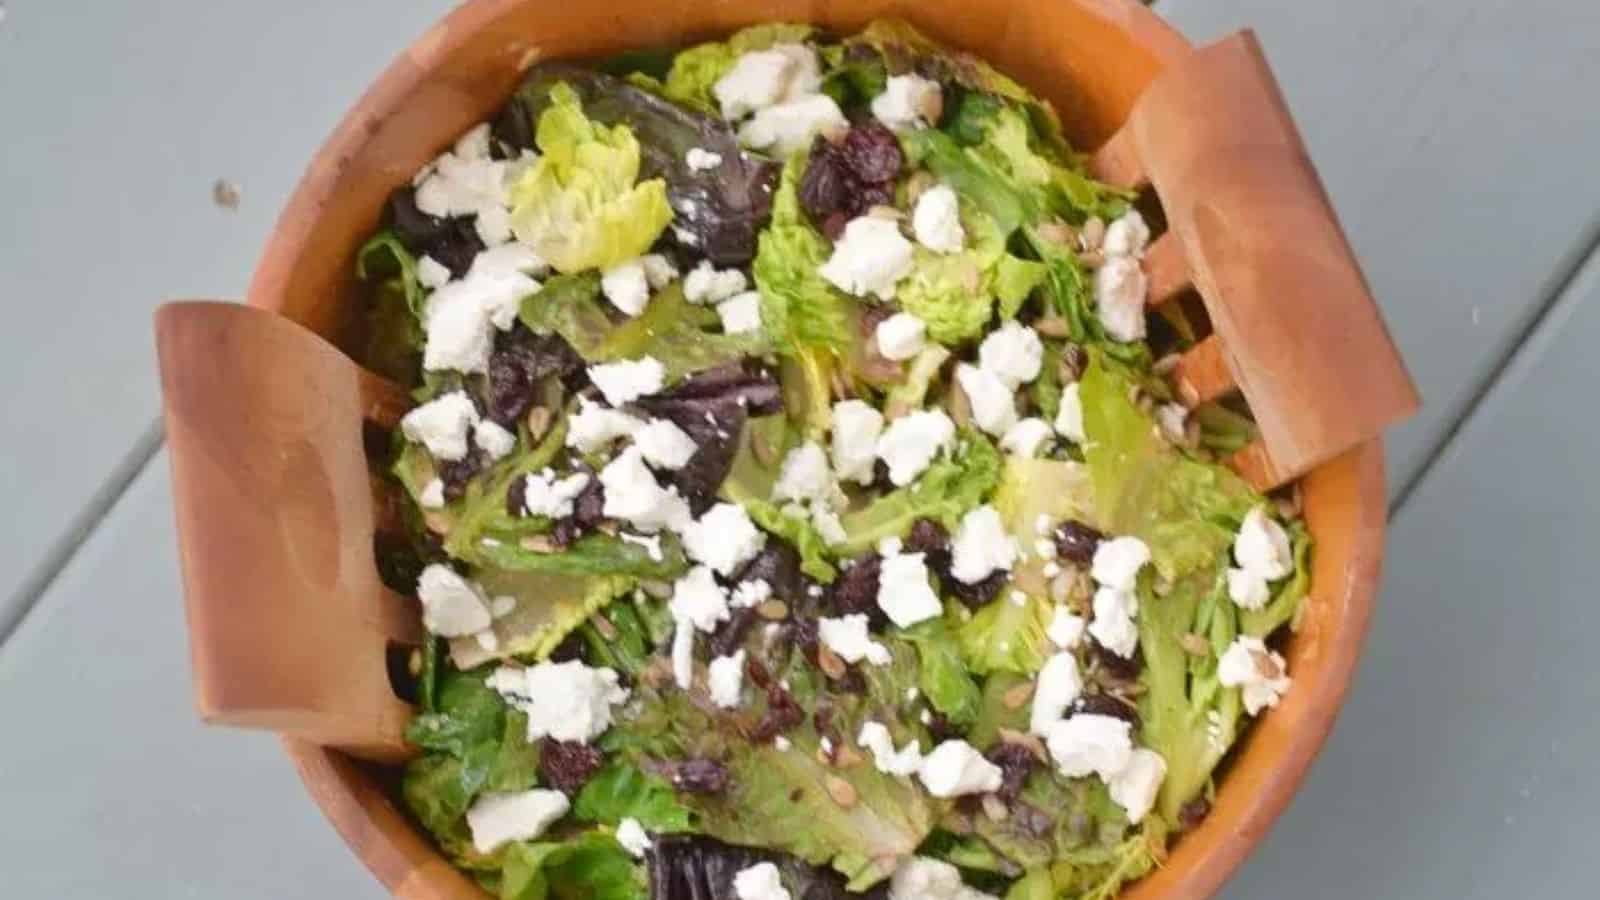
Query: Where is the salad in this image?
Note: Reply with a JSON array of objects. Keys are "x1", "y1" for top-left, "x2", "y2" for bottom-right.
[{"x1": 355, "y1": 20, "x2": 1311, "y2": 900}]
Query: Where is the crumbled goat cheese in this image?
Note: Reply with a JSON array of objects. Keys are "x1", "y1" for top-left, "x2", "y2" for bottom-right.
[
  {"x1": 465, "y1": 789, "x2": 569, "y2": 854},
  {"x1": 871, "y1": 74, "x2": 943, "y2": 132},
  {"x1": 858, "y1": 721, "x2": 924, "y2": 776},
  {"x1": 708, "y1": 650, "x2": 747, "y2": 709},
  {"x1": 423, "y1": 268, "x2": 538, "y2": 372},
  {"x1": 811, "y1": 504, "x2": 848, "y2": 546},
  {"x1": 730, "y1": 579, "x2": 773, "y2": 609},
  {"x1": 773, "y1": 441, "x2": 833, "y2": 503},
  {"x1": 1103, "y1": 209, "x2": 1151, "y2": 259},
  {"x1": 1108, "y1": 748, "x2": 1167, "y2": 824},
  {"x1": 671, "y1": 617, "x2": 696, "y2": 689},
  {"x1": 401, "y1": 391, "x2": 480, "y2": 461},
  {"x1": 876, "y1": 409, "x2": 956, "y2": 485},
  {"x1": 639, "y1": 253, "x2": 678, "y2": 289},
  {"x1": 588, "y1": 356, "x2": 666, "y2": 406},
  {"x1": 819, "y1": 216, "x2": 915, "y2": 300},
  {"x1": 773, "y1": 736, "x2": 793, "y2": 751},
  {"x1": 1095, "y1": 256, "x2": 1148, "y2": 342},
  {"x1": 918, "y1": 740, "x2": 1004, "y2": 798},
  {"x1": 877, "y1": 552, "x2": 942, "y2": 628},
  {"x1": 714, "y1": 50, "x2": 796, "y2": 119},
  {"x1": 418, "y1": 478, "x2": 446, "y2": 510},
  {"x1": 683, "y1": 503, "x2": 767, "y2": 576},
  {"x1": 634, "y1": 418, "x2": 698, "y2": 471},
  {"x1": 955, "y1": 363, "x2": 1018, "y2": 437},
  {"x1": 599, "y1": 446, "x2": 691, "y2": 533},
  {"x1": 874, "y1": 312, "x2": 928, "y2": 361},
  {"x1": 733, "y1": 861, "x2": 793, "y2": 900},
  {"x1": 1047, "y1": 605, "x2": 1086, "y2": 649},
  {"x1": 486, "y1": 659, "x2": 628, "y2": 743},
  {"x1": 1089, "y1": 585, "x2": 1140, "y2": 659},
  {"x1": 1091, "y1": 536, "x2": 1152, "y2": 591},
  {"x1": 490, "y1": 596, "x2": 517, "y2": 618},
  {"x1": 1234, "y1": 506, "x2": 1293, "y2": 580},
  {"x1": 739, "y1": 94, "x2": 847, "y2": 157},
  {"x1": 473, "y1": 420, "x2": 516, "y2": 460},
  {"x1": 566, "y1": 398, "x2": 645, "y2": 453},
  {"x1": 831, "y1": 399, "x2": 886, "y2": 485},
  {"x1": 1000, "y1": 417, "x2": 1053, "y2": 457},
  {"x1": 818, "y1": 614, "x2": 892, "y2": 665},
  {"x1": 683, "y1": 260, "x2": 749, "y2": 304},
  {"x1": 520, "y1": 470, "x2": 591, "y2": 519},
  {"x1": 978, "y1": 321, "x2": 1044, "y2": 388},
  {"x1": 670, "y1": 565, "x2": 732, "y2": 633},
  {"x1": 615, "y1": 818, "x2": 652, "y2": 858},
  {"x1": 1030, "y1": 652, "x2": 1083, "y2": 736},
  {"x1": 1156, "y1": 402, "x2": 1189, "y2": 444},
  {"x1": 1227, "y1": 567, "x2": 1271, "y2": 611},
  {"x1": 1054, "y1": 381, "x2": 1086, "y2": 443},
  {"x1": 469, "y1": 242, "x2": 548, "y2": 279},
  {"x1": 770, "y1": 43, "x2": 823, "y2": 99},
  {"x1": 1218, "y1": 635, "x2": 1292, "y2": 715},
  {"x1": 1045, "y1": 713, "x2": 1133, "y2": 781},
  {"x1": 417, "y1": 255, "x2": 452, "y2": 289},
  {"x1": 417, "y1": 564, "x2": 493, "y2": 637},
  {"x1": 911, "y1": 184, "x2": 964, "y2": 253},
  {"x1": 717, "y1": 290, "x2": 764, "y2": 334},
  {"x1": 620, "y1": 531, "x2": 664, "y2": 562},
  {"x1": 685, "y1": 147, "x2": 724, "y2": 171},
  {"x1": 950, "y1": 505, "x2": 1017, "y2": 585},
  {"x1": 602, "y1": 258, "x2": 653, "y2": 317}
]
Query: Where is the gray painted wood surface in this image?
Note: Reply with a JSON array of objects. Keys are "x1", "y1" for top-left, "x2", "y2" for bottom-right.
[{"x1": 1, "y1": 0, "x2": 1597, "y2": 897}]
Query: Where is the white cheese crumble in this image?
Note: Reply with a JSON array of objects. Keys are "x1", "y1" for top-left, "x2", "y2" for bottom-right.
[
  {"x1": 473, "y1": 420, "x2": 516, "y2": 460},
  {"x1": 917, "y1": 740, "x2": 1004, "y2": 798},
  {"x1": 423, "y1": 270, "x2": 538, "y2": 373},
  {"x1": 871, "y1": 74, "x2": 943, "y2": 132},
  {"x1": 469, "y1": 243, "x2": 546, "y2": 282},
  {"x1": 615, "y1": 818, "x2": 652, "y2": 858},
  {"x1": 733, "y1": 862, "x2": 792, "y2": 900},
  {"x1": 1218, "y1": 635, "x2": 1292, "y2": 715},
  {"x1": 1030, "y1": 652, "x2": 1083, "y2": 736},
  {"x1": 416, "y1": 564, "x2": 493, "y2": 637},
  {"x1": 1095, "y1": 256, "x2": 1148, "y2": 342},
  {"x1": 739, "y1": 94, "x2": 847, "y2": 157},
  {"x1": 588, "y1": 356, "x2": 666, "y2": 406},
  {"x1": 1227, "y1": 567, "x2": 1271, "y2": 611},
  {"x1": 671, "y1": 617, "x2": 696, "y2": 689},
  {"x1": 1090, "y1": 536, "x2": 1152, "y2": 592},
  {"x1": 772, "y1": 441, "x2": 833, "y2": 503},
  {"x1": 955, "y1": 363, "x2": 1018, "y2": 437},
  {"x1": 1047, "y1": 605, "x2": 1086, "y2": 649},
  {"x1": 520, "y1": 470, "x2": 591, "y2": 519},
  {"x1": 685, "y1": 147, "x2": 724, "y2": 171},
  {"x1": 401, "y1": 391, "x2": 479, "y2": 461},
  {"x1": 811, "y1": 504, "x2": 848, "y2": 546},
  {"x1": 911, "y1": 184, "x2": 964, "y2": 253},
  {"x1": 858, "y1": 720, "x2": 924, "y2": 776},
  {"x1": 683, "y1": 260, "x2": 749, "y2": 304},
  {"x1": 670, "y1": 565, "x2": 732, "y2": 632},
  {"x1": 831, "y1": 399, "x2": 886, "y2": 485},
  {"x1": 819, "y1": 216, "x2": 915, "y2": 300},
  {"x1": 1000, "y1": 417, "x2": 1053, "y2": 458},
  {"x1": 567, "y1": 398, "x2": 646, "y2": 453},
  {"x1": 730, "y1": 579, "x2": 773, "y2": 609},
  {"x1": 1103, "y1": 209, "x2": 1151, "y2": 259},
  {"x1": 1054, "y1": 381, "x2": 1086, "y2": 443},
  {"x1": 683, "y1": 503, "x2": 767, "y2": 576},
  {"x1": 465, "y1": 789, "x2": 569, "y2": 854},
  {"x1": 486, "y1": 659, "x2": 629, "y2": 743},
  {"x1": 713, "y1": 50, "x2": 795, "y2": 119},
  {"x1": 876, "y1": 408, "x2": 957, "y2": 485},
  {"x1": 599, "y1": 446, "x2": 691, "y2": 533},
  {"x1": 818, "y1": 614, "x2": 891, "y2": 666},
  {"x1": 1156, "y1": 402, "x2": 1189, "y2": 444},
  {"x1": 1045, "y1": 713, "x2": 1133, "y2": 780},
  {"x1": 418, "y1": 478, "x2": 446, "y2": 510},
  {"x1": 717, "y1": 290, "x2": 764, "y2": 334},
  {"x1": 888, "y1": 858, "x2": 996, "y2": 900},
  {"x1": 417, "y1": 255, "x2": 451, "y2": 290},
  {"x1": 1108, "y1": 748, "x2": 1167, "y2": 824},
  {"x1": 874, "y1": 312, "x2": 928, "y2": 361},
  {"x1": 876, "y1": 552, "x2": 942, "y2": 628},
  {"x1": 620, "y1": 532, "x2": 664, "y2": 562},
  {"x1": 634, "y1": 418, "x2": 698, "y2": 471},
  {"x1": 978, "y1": 321, "x2": 1044, "y2": 388},
  {"x1": 1234, "y1": 506, "x2": 1293, "y2": 580},
  {"x1": 773, "y1": 735, "x2": 792, "y2": 751},
  {"x1": 950, "y1": 505, "x2": 1017, "y2": 585},
  {"x1": 708, "y1": 649, "x2": 747, "y2": 709},
  {"x1": 601, "y1": 258, "x2": 653, "y2": 317},
  {"x1": 1088, "y1": 585, "x2": 1140, "y2": 659}
]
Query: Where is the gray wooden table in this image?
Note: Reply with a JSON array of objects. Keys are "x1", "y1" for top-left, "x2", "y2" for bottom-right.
[{"x1": 3, "y1": 1, "x2": 1596, "y2": 897}]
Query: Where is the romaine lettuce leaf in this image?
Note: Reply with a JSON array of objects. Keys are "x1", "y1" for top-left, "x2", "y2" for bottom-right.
[
  {"x1": 955, "y1": 591, "x2": 1054, "y2": 677},
  {"x1": 356, "y1": 229, "x2": 427, "y2": 383},
  {"x1": 356, "y1": 228, "x2": 427, "y2": 322},
  {"x1": 509, "y1": 83, "x2": 672, "y2": 273},
  {"x1": 450, "y1": 572, "x2": 635, "y2": 669},
  {"x1": 574, "y1": 761, "x2": 694, "y2": 833},
  {"x1": 894, "y1": 204, "x2": 1044, "y2": 345},
  {"x1": 899, "y1": 619, "x2": 981, "y2": 726},
  {"x1": 990, "y1": 456, "x2": 1094, "y2": 597},
  {"x1": 500, "y1": 832, "x2": 648, "y2": 900},
  {"x1": 836, "y1": 431, "x2": 1001, "y2": 556},
  {"x1": 882, "y1": 344, "x2": 952, "y2": 420},
  {"x1": 661, "y1": 23, "x2": 817, "y2": 113},
  {"x1": 473, "y1": 531, "x2": 689, "y2": 580},
  {"x1": 754, "y1": 155, "x2": 857, "y2": 355},
  {"x1": 742, "y1": 498, "x2": 838, "y2": 582}
]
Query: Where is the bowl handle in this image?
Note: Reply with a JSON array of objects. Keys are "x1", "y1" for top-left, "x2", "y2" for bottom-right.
[
  {"x1": 156, "y1": 301, "x2": 419, "y2": 762},
  {"x1": 1091, "y1": 31, "x2": 1420, "y2": 489}
]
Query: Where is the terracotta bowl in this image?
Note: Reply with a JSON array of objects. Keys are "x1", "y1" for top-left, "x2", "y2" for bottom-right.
[{"x1": 249, "y1": 1, "x2": 1386, "y2": 897}]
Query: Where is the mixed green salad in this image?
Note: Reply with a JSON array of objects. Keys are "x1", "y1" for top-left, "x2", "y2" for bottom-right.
[{"x1": 356, "y1": 20, "x2": 1310, "y2": 900}]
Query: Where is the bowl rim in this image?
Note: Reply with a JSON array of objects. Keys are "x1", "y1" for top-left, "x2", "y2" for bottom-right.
[{"x1": 255, "y1": 1, "x2": 1385, "y2": 897}]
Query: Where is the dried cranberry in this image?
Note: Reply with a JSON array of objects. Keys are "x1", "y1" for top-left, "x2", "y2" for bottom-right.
[
  {"x1": 799, "y1": 138, "x2": 856, "y2": 230},
  {"x1": 985, "y1": 743, "x2": 1037, "y2": 803},
  {"x1": 854, "y1": 181, "x2": 896, "y2": 212},
  {"x1": 1070, "y1": 692, "x2": 1141, "y2": 730},
  {"x1": 710, "y1": 607, "x2": 760, "y2": 658},
  {"x1": 571, "y1": 474, "x2": 606, "y2": 529},
  {"x1": 1053, "y1": 520, "x2": 1105, "y2": 566},
  {"x1": 1089, "y1": 639, "x2": 1144, "y2": 681},
  {"x1": 1178, "y1": 796, "x2": 1212, "y2": 831},
  {"x1": 672, "y1": 758, "x2": 730, "y2": 794},
  {"x1": 751, "y1": 677, "x2": 804, "y2": 742},
  {"x1": 820, "y1": 211, "x2": 850, "y2": 241},
  {"x1": 826, "y1": 554, "x2": 883, "y2": 621},
  {"x1": 437, "y1": 452, "x2": 486, "y2": 503},
  {"x1": 486, "y1": 326, "x2": 582, "y2": 425},
  {"x1": 506, "y1": 475, "x2": 529, "y2": 518},
  {"x1": 550, "y1": 518, "x2": 584, "y2": 548},
  {"x1": 840, "y1": 121, "x2": 904, "y2": 184},
  {"x1": 387, "y1": 187, "x2": 483, "y2": 278},
  {"x1": 905, "y1": 519, "x2": 953, "y2": 572},
  {"x1": 788, "y1": 618, "x2": 820, "y2": 655},
  {"x1": 946, "y1": 569, "x2": 1007, "y2": 609},
  {"x1": 924, "y1": 711, "x2": 960, "y2": 743},
  {"x1": 540, "y1": 740, "x2": 603, "y2": 794},
  {"x1": 733, "y1": 541, "x2": 804, "y2": 604},
  {"x1": 372, "y1": 532, "x2": 426, "y2": 596}
]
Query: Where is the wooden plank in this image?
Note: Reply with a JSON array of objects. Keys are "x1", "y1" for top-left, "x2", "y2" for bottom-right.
[{"x1": 1155, "y1": 0, "x2": 1600, "y2": 498}]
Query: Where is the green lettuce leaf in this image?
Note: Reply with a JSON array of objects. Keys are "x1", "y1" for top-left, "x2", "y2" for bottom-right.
[
  {"x1": 440, "y1": 419, "x2": 568, "y2": 564},
  {"x1": 754, "y1": 155, "x2": 856, "y2": 354},
  {"x1": 661, "y1": 23, "x2": 817, "y2": 113},
  {"x1": 990, "y1": 456, "x2": 1094, "y2": 596},
  {"x1": 509, "y1": 83, "x2": 672, "y2": 273},
  {"x1": 882, "y1": 344, "x2": 952, "y2": 420},
  {"x1": 573, "y1": 761, "x2": 694, "y2": 833},
  {"x1": 473, "y1": 531, "x2": 689, "y2": 580},
  {"x1": 894, "y1": 205, "x2": 1044, "y2": 345},
  {"x1": 450, "y1": 572, "x2": 635, "y2": 669},
  {"x1": 743, "y1": 498, "x2": 838, "y2": 582},
  {"x1": 1240, "y1": 524, "x2": 1312, "y2": 637},
  {"x1": 851, "y1": 19, "x2": 1046, "y2": 114},
  {"x1": 499, "y1": 832, "x2": 647, "y2": 900},
  {"x1": 972, "y1": 107, "x2": 1124, "y2": 223},
  {"x1": 356, "y1": 229, "x2": 426, "y2": 383},
  {"x1": 955, "y1": 591, "x2": 1054, "y2": 677},
  {"x1": 900, "y1": 619, "x2": 981, "y2": 726},
  {"x1": 356, "y1": 228, "x2": 426, "y2": 322},
  {"x1": 836, "y1": 431, "x2": 1001, "y2": 556}
]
